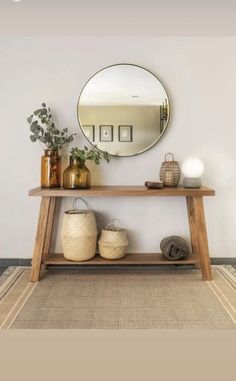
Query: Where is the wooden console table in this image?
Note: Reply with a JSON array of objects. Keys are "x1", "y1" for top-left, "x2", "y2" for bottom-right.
[{"x1": 29, "y1": 186, "x2": 215, "y2": 282}]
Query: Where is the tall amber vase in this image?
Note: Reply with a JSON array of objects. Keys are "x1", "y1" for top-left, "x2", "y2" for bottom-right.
[
  {"x1": 63, "y1": 157, "x2": 91, "y2": 189},
  {"x1": 41, "y1": 149, "x2": 61, "y2": 188}
]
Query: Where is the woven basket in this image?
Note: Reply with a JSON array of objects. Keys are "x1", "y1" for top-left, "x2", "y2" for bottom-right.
[
  {"x1": 61, "y1": 198, "x2": 97, "y2": 261},
  {"x1": 98, "y1": 222, "x2": 129, "y2": 260},
  {"x1": 159, "y1": 152, "x2": 180, "y2": 187}
]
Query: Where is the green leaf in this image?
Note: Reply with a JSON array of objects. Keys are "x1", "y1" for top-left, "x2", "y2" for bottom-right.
[
  {"x1": 30, "y1": 135, "x2": 37, "y2": 142},
  {"x1": 39, "y1": 136, "x2": 46, "y2": 143},
  {"x1": 30, "y1": 125, "x2": 36, "y2": 133}
]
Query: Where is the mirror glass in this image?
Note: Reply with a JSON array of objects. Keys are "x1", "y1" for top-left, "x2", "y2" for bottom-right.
[{"x1": 77, "y1": 64, "x2": 170, "y2": 156}]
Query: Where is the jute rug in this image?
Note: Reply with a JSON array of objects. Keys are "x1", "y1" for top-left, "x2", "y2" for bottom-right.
[{"x1": 0, "y1": 266, "x2": 236, "y2": 329}]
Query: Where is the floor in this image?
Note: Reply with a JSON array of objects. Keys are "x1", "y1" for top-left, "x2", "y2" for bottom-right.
[{"x1": 0, "y1": 267, "x2": 6, "y2": 276}]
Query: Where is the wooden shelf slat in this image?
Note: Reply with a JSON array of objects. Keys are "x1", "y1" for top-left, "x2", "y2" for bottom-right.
[
  {"x1": 44, "y1": 253, "x2": 199, "y2": 266},
  {"x1": 29, "y1": 186, "x2": 215, "y2": 197}
]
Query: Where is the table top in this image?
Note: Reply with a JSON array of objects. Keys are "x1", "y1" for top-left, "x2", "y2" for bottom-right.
[{"x1": 29, "y1": 186, "x2": 215, "y2": 197}]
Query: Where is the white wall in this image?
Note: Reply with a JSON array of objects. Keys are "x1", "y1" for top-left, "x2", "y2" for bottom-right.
[{"x1": 0, "y1": 36, "x2": 236, "y2": 258}]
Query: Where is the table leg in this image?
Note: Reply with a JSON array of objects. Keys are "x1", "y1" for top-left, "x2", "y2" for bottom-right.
[
  {"x1": 30, "y1": 196, "x2": 51, "y2": 282},
  {"x1": 42, "y1": 197, "x2": 57, "y2": 264},
  {"x1": 191, "y1": 196, "x2": 212, "y2": 281},
  {"x1": 186, "y1": 197, "x2": 201, "y2": 269}
]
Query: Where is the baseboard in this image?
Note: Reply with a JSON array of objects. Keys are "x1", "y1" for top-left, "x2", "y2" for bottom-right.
[
  {"x1": 211, "y1": 258, "x2": 236, "y2": 265},
  {"x1": 0, "y1": 257, "x2": 236, "y2": 267},
  {"x1": 0, "y1": 259, "x2": 31, "y2": 267}
]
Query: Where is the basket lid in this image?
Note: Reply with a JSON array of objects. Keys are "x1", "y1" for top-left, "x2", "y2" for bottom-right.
[
  {"x1": 162, "y1": 152, "x2": 178, "y2": 163},
  {"x1": 65, "y1": 197, "x2": 95, "y2": 215},
  {"x1": 104, "y1": 221, "x2": 124, "y2": 232},
  {"x1": 65, "y1": 209, "x2": 93, "y2": 215}
]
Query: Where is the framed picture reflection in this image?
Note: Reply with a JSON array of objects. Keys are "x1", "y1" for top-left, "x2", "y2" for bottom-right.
[
  {"x1": 100, "y1": 125, "x2": 113, "y2": 142},
  {"x1": 118, "y1": 125, "x2": 133, "y2": 142}
]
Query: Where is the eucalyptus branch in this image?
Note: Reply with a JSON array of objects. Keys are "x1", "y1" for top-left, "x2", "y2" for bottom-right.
[
  {"x1": 70, "y1": 146, "x2": 111, "y2": 165},
  {"x1": 27, "y1": 103, "x2": 76, "y2": 151}
]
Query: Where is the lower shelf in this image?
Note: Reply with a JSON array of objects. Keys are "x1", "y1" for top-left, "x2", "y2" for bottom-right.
[{"x1": 44, "y1": 253, "x2": 199, "y2": 266}]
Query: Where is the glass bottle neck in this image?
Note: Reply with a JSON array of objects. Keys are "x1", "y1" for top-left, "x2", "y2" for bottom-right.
[
  {"x1": 44, "y1": 149, "x2": 59, "y2": 156},
  {"x1": 69, "y1": 157, "x2": 86, "y2": 167}
]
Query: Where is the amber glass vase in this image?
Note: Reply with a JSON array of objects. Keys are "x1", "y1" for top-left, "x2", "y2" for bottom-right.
[
  {"x1": 63, "y1": 158, "x2": 91, "y2": 189},
  {"x1": 41, "y1": 149, "x2": 61, "y2": 188}
]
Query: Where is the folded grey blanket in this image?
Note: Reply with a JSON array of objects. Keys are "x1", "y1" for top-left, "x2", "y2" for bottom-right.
[{"x1": 160, "y1": 236, "x2": 189, "y2": 260}]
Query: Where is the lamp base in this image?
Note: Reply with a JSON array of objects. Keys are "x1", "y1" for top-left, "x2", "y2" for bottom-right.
[{"x1": 183, "y1": 177, "x2": 201, "y2": 188}]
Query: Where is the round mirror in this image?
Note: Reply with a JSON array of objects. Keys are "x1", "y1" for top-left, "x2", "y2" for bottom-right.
[{"x1": 77, "y1": 64, "x2": 170, "y2": 157}]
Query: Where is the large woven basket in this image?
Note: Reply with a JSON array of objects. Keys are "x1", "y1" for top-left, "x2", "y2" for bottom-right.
[
  {"x1": 98, "y1": 223, "x2": 129, "y2": 260},
  {"x1": 159, "y1": 152, "x2": 181, "y2": 187},
  {"x1": 61, "y1": 198, "x2": 97, "y2": 261}
]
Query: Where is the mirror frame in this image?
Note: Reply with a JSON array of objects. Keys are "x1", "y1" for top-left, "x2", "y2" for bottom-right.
[{"x1": 77, "y1": 63, "x2": 171, "y2": 157}]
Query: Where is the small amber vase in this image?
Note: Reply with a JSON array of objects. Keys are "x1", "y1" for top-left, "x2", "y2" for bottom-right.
[
  {"x1": 41, "y1": 149, "x2": 61, "y2": 188},
  {"x1": 63, "y1": 157, "x2": 91, "y2": 189}
]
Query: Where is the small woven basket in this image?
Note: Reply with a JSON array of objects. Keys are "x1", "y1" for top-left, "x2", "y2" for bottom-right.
[
  {"x1": 98, "y1": 222, "x2": 129, "y2": 260},
  {"x1": 159, "y1": 153, "x2": 180, "y2": 187},
  {"x1": 61, "y1": 197, "x2": 98, "y2": 262}
]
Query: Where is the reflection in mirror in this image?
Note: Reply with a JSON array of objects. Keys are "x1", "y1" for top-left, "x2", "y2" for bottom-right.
[{"x1": 77, "y1": 64, "x2": 170, "y2": 157}]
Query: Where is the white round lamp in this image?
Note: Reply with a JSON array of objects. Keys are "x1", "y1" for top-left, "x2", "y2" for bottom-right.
[{"x1": 181, "y1": 158, "x2": 204, "y2": 188}]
